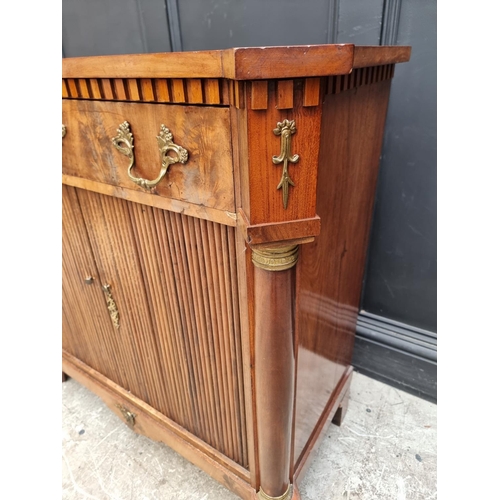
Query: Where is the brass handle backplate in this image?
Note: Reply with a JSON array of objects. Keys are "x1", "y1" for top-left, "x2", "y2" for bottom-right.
[
  {"x1": 102, "y1": 284, "x2": 120, "y2": 329},
  {"x1": 272, "y1": 119, "x2": 299, "y2": 209},
  {"x1": 111, "y1": 121, "x2": 188, "y2": 190},
  {"x1": 116, "y1": 404, "x2": 135, "y2": 428}
]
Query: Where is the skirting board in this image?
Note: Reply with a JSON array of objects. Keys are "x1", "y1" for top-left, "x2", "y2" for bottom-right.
[{"x1": 354, "y1": 312, "x2": 437, "y2": 403}]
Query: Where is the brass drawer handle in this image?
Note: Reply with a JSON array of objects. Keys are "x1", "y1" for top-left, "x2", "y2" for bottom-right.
[{"x1": 112, "y1": 121, "x2": 188, "y2": 190}]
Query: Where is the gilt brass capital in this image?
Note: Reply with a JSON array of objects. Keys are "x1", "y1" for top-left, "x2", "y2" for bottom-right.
[
  {"x1": 257, "y1": 484, "x2": 292, "y2": 500},
  {"x1": 252, "y1": 245, "x2": 298, "y2": 272}
]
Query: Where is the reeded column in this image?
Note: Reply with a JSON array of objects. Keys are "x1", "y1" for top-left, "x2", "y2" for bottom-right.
[{"x1": 252, "y1": 244, "x2": 298, "y2": 500}]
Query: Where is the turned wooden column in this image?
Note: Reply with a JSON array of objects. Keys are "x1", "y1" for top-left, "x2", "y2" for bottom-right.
[{"x1": 253, "y1": 244, "x2": 298, "y2": 500}]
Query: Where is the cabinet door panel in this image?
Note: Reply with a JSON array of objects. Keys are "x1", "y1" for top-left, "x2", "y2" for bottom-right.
[
  {"x1": 75, "y1": 188, "x2": 171, "y2": 414},
  {"x1": 62, "y1": 185, "x2": 129, "y2": 389},
  {"x1": 63, "y1": 186, "x2": 247, "y2": 467}
]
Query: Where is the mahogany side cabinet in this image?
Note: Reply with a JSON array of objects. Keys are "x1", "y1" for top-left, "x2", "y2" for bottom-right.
[{"x1": 62, "y1": 44, "x2": 410, "y2": 500}]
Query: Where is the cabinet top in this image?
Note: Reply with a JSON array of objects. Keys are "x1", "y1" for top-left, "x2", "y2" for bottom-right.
[{"x1": 62, "y1": 44, "x2": 411, "y2": 81}]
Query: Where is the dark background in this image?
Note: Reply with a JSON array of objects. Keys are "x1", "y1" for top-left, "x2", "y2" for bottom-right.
[{"x1": 62, "y1": 0, "x2": 437, "y2": 401}]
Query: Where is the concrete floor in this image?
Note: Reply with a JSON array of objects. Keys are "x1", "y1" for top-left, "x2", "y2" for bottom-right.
[{"x1": 62, "y1": 372, "x2": 436, "y2": 499}]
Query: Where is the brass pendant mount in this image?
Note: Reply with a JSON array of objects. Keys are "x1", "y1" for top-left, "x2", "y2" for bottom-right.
[
  {"x1": 272, "y1": 120, "x2": 299, "y2": 209},
  {"x1": 112, "y1": 121, "x2": 188, "y2": 190}
]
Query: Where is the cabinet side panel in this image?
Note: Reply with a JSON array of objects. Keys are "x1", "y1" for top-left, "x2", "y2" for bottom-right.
[{"x1": 294, "y1": 80, "x2": 392, "y2": 464}]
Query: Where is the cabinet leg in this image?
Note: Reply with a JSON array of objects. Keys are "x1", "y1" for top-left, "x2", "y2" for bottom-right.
[
  {"x1": 62, "y1": 371, "x2": 69, "y2": 382},
  {"x1": 252, "y1": 245, "x2": 299, "y2": 500},
  {"x1": 332, "y1": 385, "x2": 351, "y2": 427}
]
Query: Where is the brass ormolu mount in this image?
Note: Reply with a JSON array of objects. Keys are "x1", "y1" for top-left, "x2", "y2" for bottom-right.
[
  {"x1": 257, "y1": 484, "x2": 293, "y2": 500},
  {"x1": 252, "y1": 245, "x2": 299, "y2": 272},
  {"x1": 272, "y1": 120, "x2": 299, "y2": 210},
  {"x1": 116, "y1": 404, "x2": 135, "y2": 428}
]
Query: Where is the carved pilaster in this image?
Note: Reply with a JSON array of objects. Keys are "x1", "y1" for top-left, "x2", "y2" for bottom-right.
[{"x1": 253, "y1": 244, "x2": 298, "y2": 500}]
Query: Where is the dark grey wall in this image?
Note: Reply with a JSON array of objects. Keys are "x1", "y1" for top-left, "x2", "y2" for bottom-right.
[
  {"x1": 62, "y1": 0, "x2": 173, "y2": 56},
  {"x1": 360, "y1": 0, "x2": 437, "y2": 333},
  {"x1": 62, "y1": 0, "x2": 437, "y2": 398}
]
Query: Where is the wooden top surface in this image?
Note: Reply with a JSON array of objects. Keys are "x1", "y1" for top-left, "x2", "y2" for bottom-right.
[{"x1": 62, "y1": 45, "x2": 411, "y2": 80}]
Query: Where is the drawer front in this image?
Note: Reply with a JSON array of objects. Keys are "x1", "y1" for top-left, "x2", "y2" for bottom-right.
[{"x1": 62, "y1": 99, "x2": 235, "y2": 214}]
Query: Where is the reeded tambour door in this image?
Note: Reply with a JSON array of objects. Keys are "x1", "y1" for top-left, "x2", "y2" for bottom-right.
[
  {"x1": 62, "y1": 185, "x2": 248, "y2": 468},
  {"x1": 62, "y1": 185, "x2": 125, "y2": 384}
]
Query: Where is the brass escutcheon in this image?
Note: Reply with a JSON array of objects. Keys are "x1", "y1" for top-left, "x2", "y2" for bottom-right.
[{"x1": 102, "y1": 284, "x2": 120, "y2": 329}]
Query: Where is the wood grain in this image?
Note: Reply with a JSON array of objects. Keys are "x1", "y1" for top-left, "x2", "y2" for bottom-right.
[
  {"x1": 63, "y1": 50, "x2": 225, "y2": 79},
  {"x1": 234, "y1": 81, "x2": 246, "y2": 109},
  {"x1": 242, "y1": 213, "x2": 321, "y2": 246},
  {"x1": 294, "y1": 366, "x2": 352, "y2": 482},
  {"x1": 63, "y1": 77, "x2": 230, "y2": 106},
  {"x1": 154, "y1": 79, "x2": 170, "y2": 102},
  {"x1": 303, "y1": 78, "x2": 321, "y2": 107},
  {"x1": 62, "y1": 174, "x2": 237, "y2": 227},
  {"x1": 171, "y1": 79, "x2": 186, "y2": 102},
  {"x1": 62, "y1": 45, "x2": 410, "y2": 81},
  {"x1": 226, "y1": 45, "x2": 354, "y2": 80},
  {"x1": 113, "y1": 79, "x2": 128, "y2": 100},
  {"x1": 63, "y1": 45, "x2": 354, "y2": 81},
  {"x1": 325, "y1": 65, "x2": 395, "y2": 95},
  {"x1": 204, "y1": 79, "x2": 221, "y2": 104},
  {"x1": 89, "y1": 78, "x2": 102, "y2": 99},
  {"x1": 126, "y1": 79, "x2": 141, "y2": 100},
  {"x1": 140, "y1": 78, "x2": 155, "y2": 101},
  {"x1": 78, "y1": 79, "x2": 91, "y2": 98},
  {"x1": 254, "y1": 263, "x2": 296, "y2": 497},
  {"x1": 187, "y1": 79, "x2": 204, "y2": 103},
  {"x1": 244, "y1": 79, "x2": 323, "y2": 225},
  {"x1": 101, "y1": 78, "x2": 114, "y2": 99},
  {"x1": 62, "y1": 79, "x2": 69, "y2": 98},
  {"x1": 62, "y1": 99, "x2": 235, "y2": 213},
  {"x1": 294, "y1": 80, "x2": 393, "y2": 464},
  {"x1": 277, "y1": 80, "x2": 294, "y2": 110},
  {"x1": 63, "y1": 185, "x2": 132, "y2": 391},
  {"x1": 353, "y1": 45, "x2": 411, "y2": 68},
  {"x1": 63, "y1": 187, "x2": 248, "y2": 467},
  {"x1": 251, "y1": 81, "x2": 268, "y2": 110},
  {"x1": 67, "y1": 78, "x2": 79, "y2": 98}
]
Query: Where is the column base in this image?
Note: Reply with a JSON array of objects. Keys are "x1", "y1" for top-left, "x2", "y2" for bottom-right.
[{"x1": 257, "y1": 484, "x2": 293, "y2": 500}]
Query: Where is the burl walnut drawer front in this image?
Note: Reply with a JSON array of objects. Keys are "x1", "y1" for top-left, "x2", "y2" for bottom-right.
[{"x1": 62, "y1": 99, "x2": 235, "y2": 215}]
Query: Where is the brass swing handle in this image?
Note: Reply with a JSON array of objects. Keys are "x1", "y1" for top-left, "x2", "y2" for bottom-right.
[{"x1": 111, "y1": 121, "x2": 188, "y2": 190}]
